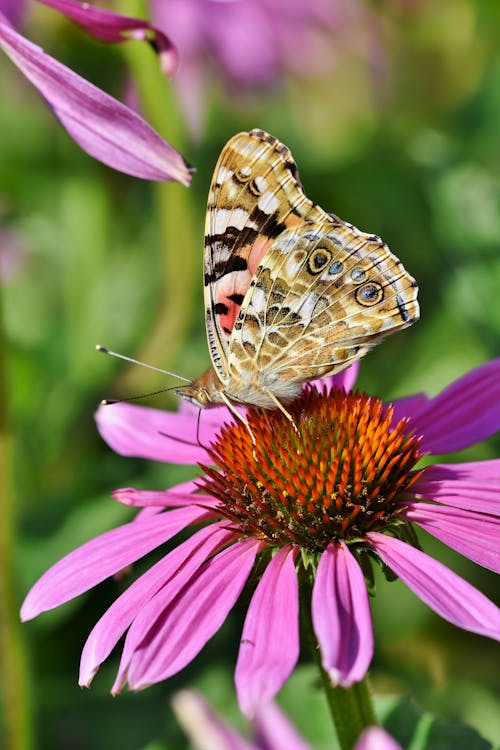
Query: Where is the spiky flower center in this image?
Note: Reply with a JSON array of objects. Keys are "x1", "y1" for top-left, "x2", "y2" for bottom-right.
[{"x1": 200, "y1": 386, "x2": 423, "y2": 552}]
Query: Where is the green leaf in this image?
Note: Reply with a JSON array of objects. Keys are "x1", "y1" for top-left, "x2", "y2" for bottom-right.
[{"x1": 380, "y1": 696, "x2": 495, "y2": 750}]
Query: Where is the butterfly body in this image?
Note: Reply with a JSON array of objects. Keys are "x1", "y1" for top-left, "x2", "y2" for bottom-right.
[{"x1": 178, "y1": 130, "x2": 419, "y2": 411}]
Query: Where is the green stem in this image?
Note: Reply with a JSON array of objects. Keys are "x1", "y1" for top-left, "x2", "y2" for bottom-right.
[
  {"x1": 300, "y1": 575, "x2": 377, "y2": 750},
  {"x1": 0, "y1": 284, "x2": 32, "y2": 750},
  {"x1": 318, "y1": 673, "x2": 377, "y2": 749},
  {"x1": 118, "y1": 0, "x2": 200, "y2": 394}
]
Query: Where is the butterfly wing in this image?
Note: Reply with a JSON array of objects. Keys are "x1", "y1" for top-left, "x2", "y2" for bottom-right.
[
  {"x1": 203, "y1": 129, "x2": 328, "y2": 382},
  {"x1": 227, "y1": 220, "x2": 419, "y2": 400}
]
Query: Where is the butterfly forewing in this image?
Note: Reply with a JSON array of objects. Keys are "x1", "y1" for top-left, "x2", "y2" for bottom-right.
[{"x1": 203, "y1": 129, "x2": 328, "y2": 381}]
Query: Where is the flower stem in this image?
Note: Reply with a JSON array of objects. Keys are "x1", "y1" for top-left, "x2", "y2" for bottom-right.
[
  {"x1": 317, "y1": 671, "x2": 376, "y2": 750},
  {"x1": 300, "y1": 576, "x2": 377, "y2": 750},
  {"x1": 118, "y1": 0, "x2": 199, "y2": 395},
  {"x1": 0, "y1": 285, "x2": 32, "y2": 750}
]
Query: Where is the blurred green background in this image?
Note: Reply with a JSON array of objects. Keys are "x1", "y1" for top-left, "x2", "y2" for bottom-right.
[{"x1": 1, "y1": 1, "x2": 499, "y2": 748}]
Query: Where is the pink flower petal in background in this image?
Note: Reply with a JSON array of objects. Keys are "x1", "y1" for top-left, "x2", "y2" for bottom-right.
[
  {"x1": 149, "y1": 0, "x2": 345, "y2": 135},
  {"x1": 403, "y1": 503, "x2": 500, "y2": 573},
  {"x1": 355, "y1": 726, "x2": 402, "y2": 750},
  {"x1": 172, "y1": 691, "x2": 402, "y2": 750},
  {"x1": 411, "y1": 359, "x2": 500, "y2": 454},
  {"x1": 0, "y1": 227, "x2": 28, "y2": 282},
  {"x1": 95, "y1": 401, "x2": 222, "y2": 464},
  {"x1": 0, "y1": 12, "x2": 192, "y2": 183},
  {"x1": 235, "y1": 546, "x2": 299, "y2": 717},
  {"x1": 312, "y1": 541, "x2": 373, "y2": 687},
  {"x1": 368, "y1": 532, "x2": 500, "y2": 640},
  {"x1": 21, "y1": 505, "x2": 208, "y2": 620},
  {"x1": 115, "y1": 539, "x2": 260, "y2": 693},
  {"x1": 80, "y1": 523, "x2": 235, "y2": 686},
  {"x1": 0, "y1": 0, "x2": 26, "y2": 28},
  {"x1": 254, "y1": 700, "x2": 313, "y2": 750},
  {"x1": 38, "y1": 0, "x2": 178, "y2": 75},
  {"x1": 172, "y1": 690, "x2": 260, "y2": 750}
]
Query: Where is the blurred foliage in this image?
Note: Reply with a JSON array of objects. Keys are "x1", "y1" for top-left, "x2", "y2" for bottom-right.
[{"x1": 1, "y1": 0, "x2": 499, "y2": 748}]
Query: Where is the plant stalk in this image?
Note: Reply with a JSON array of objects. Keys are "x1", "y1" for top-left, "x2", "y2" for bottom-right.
[
  {"x1": 300, "y1": 575, "x2": 377, "y2": 749},
  {"x1": 0, "y1": 284, "x2": 32, "y2": 750}
]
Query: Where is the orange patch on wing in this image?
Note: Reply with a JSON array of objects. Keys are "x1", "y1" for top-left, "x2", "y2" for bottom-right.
[
  {"x1": 248, "y1": 237, "x2": 273, "y2": 275},
  {"x1": 216, "y1": 270, "x2": 251, "y2": 337},
  {"x1": 284, "y1": 213, "x2": 306, "y2": 228}
]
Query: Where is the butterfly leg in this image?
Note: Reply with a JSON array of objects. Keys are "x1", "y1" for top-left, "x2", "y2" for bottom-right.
[
  {"x1": 218, "y1": 391, "x2": 257, "y2": 446},
  {"x1": 262, "y1": 388, "x2": 300, "y2": 435}
]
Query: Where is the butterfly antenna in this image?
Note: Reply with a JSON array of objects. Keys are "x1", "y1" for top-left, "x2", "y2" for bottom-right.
[
  {"x1": 96, "y1": 345, "x2": 190, "y2": 383},
  {"x1": 101, "y1": 385, "x2": 181, "y2": 406}
]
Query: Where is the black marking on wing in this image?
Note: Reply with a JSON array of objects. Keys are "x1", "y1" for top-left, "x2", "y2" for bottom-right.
[
  {"x1": 396, "y1": 293, "x2": 412, "y2": 323},
  {"x1": 250, "y1": 209, "x2": 285, "y2": 238},
  {"x1": 204, "y1": 254, "x2": 248, "y2": 286},
  {"x1": 205, "y1": 308, "x2": 224, "y2": 373},
  {"x1": 214, "y1": 302, "x2": 229, "y2": 315},
  {"x1": 228, "y1": 293, "x2": 245, "y2": 305},
  {"x1": 204, "y1": 226, "x2": 259, "y2": 248}
]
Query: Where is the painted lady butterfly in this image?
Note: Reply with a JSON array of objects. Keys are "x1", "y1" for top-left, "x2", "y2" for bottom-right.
[{"x1": 178, "y1": 129, "x2": 419, "y2": 415}]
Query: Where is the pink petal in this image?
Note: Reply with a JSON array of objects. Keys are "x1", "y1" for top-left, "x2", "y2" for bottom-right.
[
  {"x1": 172, "y1": 690, "x2": 257, "y2": 750},
  {"x1": 235, "y1": 547, "x2": 299, "y2": 717},
  {"x1": 80, "y1": 523, "x2": 235, "y2": 686},
  {"x1": 368, "y1": 532, "x2": 500, "y2": 640},
  {"x1": 403, "y1": 502, "x2": 500, "y2": 573},
  {"x1": 254, "y1": 701, "x2": 313, "y2": 750},
  {"x1": 312, "y1": 541, "x2": 373, "y2": 687},
  {"x1": 354, "y1": 727, "x2": 402, "y2": 750},
  {"x1": 411, "y1": 359, "x2": 500, "y2": 454},
  {"x1": 0, "y1": 13, "x2": 192, "y2": 183},
  {"x1": 95, "y1": 401, "x2": 221, "y2": 464},
  {"x1": 413, "y1": 487, "x2": 500, "y2": 516},
  {"x1": 424, "y1": 459, "x2": 500, "y2": 479},
  {"x1": 114, "y1": 539, "x2": 260, "y2": 692},
  {"x1": 132, "y1": 506, "x2": 164, "y2": 520},
  {"x1": 113, "y1": 479, "x2": 219, "y2": 510},
  {"x1": 21, "y1": 505, "x2": 208, "y2": 620},
  {"x1": 414, "y1": 460, "x2": 500, "y2": 515},
  {"x1": 38, "y1": 0, "x2": 178, "y2": 75},
  {"x1": 313, "y1": 361, "x2": 360, "y2": 393},
  {"x1": 0, "y1": 0, "x2": 26, "y2": 27},
  {"x1": 389, "y1": 393, "x2": 430, "y2": 424}
]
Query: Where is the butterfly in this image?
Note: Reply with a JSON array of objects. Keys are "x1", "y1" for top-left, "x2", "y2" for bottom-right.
[{"x1": 177, "y1": 129, "x2": 419, "y2": 416}]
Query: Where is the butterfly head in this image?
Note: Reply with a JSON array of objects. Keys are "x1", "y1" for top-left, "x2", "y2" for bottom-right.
[
  {"x1": 175, "y1": 384, "x2": 212, "y2": 408},
  {"x1": 175, "y1": 368, "x2": 225, "y2": 409}
]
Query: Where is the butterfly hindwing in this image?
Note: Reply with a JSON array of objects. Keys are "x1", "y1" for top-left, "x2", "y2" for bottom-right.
[
  {"x1": 203, "y1": 129, "x2": 328, "y2": 382},
  {"x1": 227, "y1": 220, "x2": 418, "y2": 392}
]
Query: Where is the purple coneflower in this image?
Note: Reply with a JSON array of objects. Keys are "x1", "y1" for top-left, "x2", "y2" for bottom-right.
[
  {"x1": 149, "y1": 0, "x2": 354, "y2": 135},
  {"x1": 21, "y1": 361, "x2": 500, "y2": 716},
  {"x1": 0, "y1": 3, "x2": 191, "y2": 183}
]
